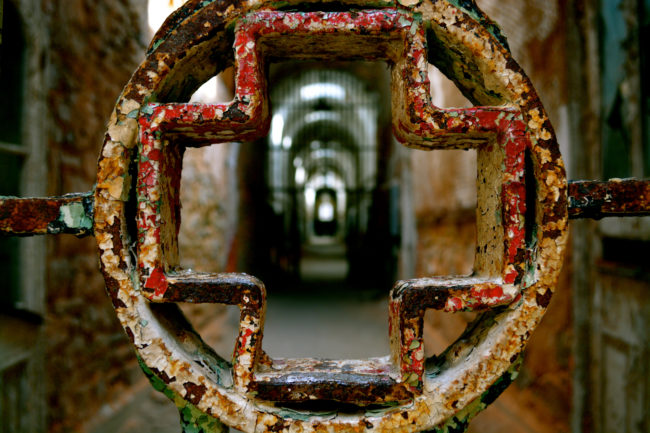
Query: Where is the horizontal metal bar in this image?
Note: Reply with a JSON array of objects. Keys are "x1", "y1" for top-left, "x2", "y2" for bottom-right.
[
  {"x1": 0, "y1": 191, "x2": 94, "y2": 237},
  {"x1": 148, "y1": 271, "x2": 264, "y2": 306},
  {"x1": 568, "y1": 179, "x2": 650, "y2": 219},
  {"x1": 0, "y1": 141, "x2": 29, "y2": 157},
  {"x1": 254, "y1": 358, "x2": 410, "y2": 405}
]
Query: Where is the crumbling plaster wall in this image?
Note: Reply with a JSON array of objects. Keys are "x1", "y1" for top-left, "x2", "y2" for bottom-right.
[
  {"x1": 42, "y1": 3, "x2": 239, "y2": 430},
  {"x1": 43, "y1": 0, "x2": 148, "y2": 431}
]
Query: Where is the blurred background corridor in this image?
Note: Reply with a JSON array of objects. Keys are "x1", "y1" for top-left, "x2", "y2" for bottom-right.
[{"x1": 1, "y1": 1, "x2": 649, "y2": 433}]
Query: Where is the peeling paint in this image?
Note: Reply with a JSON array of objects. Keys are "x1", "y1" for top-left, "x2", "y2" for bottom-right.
[
  {"x1": 59, "y1": 202, "x2": 93, "y2": 232},
  {"x1": 95, "y1": 1, "x2": 572, "y2": 432},
  {"x1": 0, "y1": 192, "x2": 94, "y2": 236},
  {"x1": 0, "y1": 0, "x2": 646, "y2": 430},
  {"x1": 568, "y1": 179, "x2": 650, "y2": 219}
]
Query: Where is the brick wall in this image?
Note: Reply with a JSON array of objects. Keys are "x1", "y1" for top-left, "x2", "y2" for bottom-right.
[{"x1": 43, "y1": 1, "x2": 148, "y2": 431}]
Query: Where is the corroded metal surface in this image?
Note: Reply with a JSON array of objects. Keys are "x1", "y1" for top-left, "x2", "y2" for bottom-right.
[
  {"x1": 1, "y1": 0, "x2": 647, "y2": 431},
  {"x1": 94, "y1": 1, "x2": 569, "y2": 431},
  {"x1": 568, "y1": 179, "x2": 650, "y2": 219},
  {"x1": 0, "y1": 192, "x2": 94, "y2": 236},
  {"x1": 132, "y1": 7, "x2": 534, "y2": 408}
]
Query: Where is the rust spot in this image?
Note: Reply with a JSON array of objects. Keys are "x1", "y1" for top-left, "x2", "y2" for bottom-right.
[
  {"x1": 125, "y1": 326, "x2": 135, "y2": 343},
  {"x1": 543, "y1": 229, "x2": 562, "y2": 239},
  {"x1": 102, "y1": 274, "x2": 127, "y2": 309},
  {"x1": 569, "y1": 179, "x2": 650, "y2": 219},
  {"x1": 151, "y1": 367, "x2": 177, "y2": 384},
  {"x1": 269, "y1": 419, "x2": 289, "y2": 432},
  {"x1": 535, "y1": 289, "x2": 552, "y2": 308},
  {"x1": 183, "y1": 381, "x2": 207, "y2": 405}
]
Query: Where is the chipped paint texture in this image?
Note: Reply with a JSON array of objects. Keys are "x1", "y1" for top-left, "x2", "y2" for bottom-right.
[
  {"x1": 134, "y1": 7, "x2": 529, "y2": 405},
  {"x1": 94, "y1": 0, "x2": 570, "y2": 431},
  {"x1": 0, "y1": 192, "x2": 94, "y2": 236},
  {"x1": 568, "y1": 179, "x2": 650, "y2": 219},
  {"x1": 0, "y1": 0, "x2": 645, "y2": 430}
]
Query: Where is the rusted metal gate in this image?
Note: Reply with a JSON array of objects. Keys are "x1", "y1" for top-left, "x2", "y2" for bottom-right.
[{"x1": 1, "y1": 0, "x2": 650, "y2": 432}]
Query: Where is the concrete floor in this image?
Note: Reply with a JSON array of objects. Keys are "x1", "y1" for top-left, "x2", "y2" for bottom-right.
[{"x1": 263, "y1": 244, "x2": 390, "y2": 359}]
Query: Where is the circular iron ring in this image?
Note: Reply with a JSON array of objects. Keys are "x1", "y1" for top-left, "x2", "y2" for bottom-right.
[{"x1": 95, "y1": 0, "x2": 568, "y2": 431}]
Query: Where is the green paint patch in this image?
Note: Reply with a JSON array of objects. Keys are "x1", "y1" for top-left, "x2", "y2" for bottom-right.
[
  {"x1": 180, "y1": 404, "x2": 226, "y2": 433},
  {"x1": 429, "y1": 356, "x2": 521, "y2": 432},
  {"x1": 363, "y1": 400, "x2": 403, "y2": 417},
  {"x1": 59, "y1": 202, "x2": 93, "y2": 231},
  {"x1": 141, "y1": 104, "x2": 155, "y2": 116},
  {"x1": 274, "y1": 407, "x2": 336, "y2": 422},
  {"x1": 150, "y1": 38, "x2": 165, "y2": 52},
  {"x1": 137, "y1": 356, "x2": 227, "y2": 433},
  {"x1": 398, "y1": 15, "x2": 411, "y2": 28}
]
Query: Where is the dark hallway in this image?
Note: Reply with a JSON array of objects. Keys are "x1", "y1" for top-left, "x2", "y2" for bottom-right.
[{"x1": 252, "y1": 63, "x2": 398, "y2": 359}]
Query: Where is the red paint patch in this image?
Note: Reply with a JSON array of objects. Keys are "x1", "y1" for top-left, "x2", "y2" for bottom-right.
[
  {"x1": 144, "y1": 267, "x2": 168, "y2": 297},
  {"x1": 147, "y1": 148, "x2": 162, "y2": 161},
  {"x1": 485, "y1": 284, "x2": 503, "y2": 299},
  {"x1": 237, "y1": 328, "x2": 254, "y2": 356},
  {"x1": 448, "y1": 297, "x2": 463, "y2": 311},
  {"x1": 504, "y1": 269, "x2": 518, "y2": 285}
]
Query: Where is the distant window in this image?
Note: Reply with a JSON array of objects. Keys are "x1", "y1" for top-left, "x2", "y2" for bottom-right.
[
  {"x1": 0, "y1": 1, "x2": 26, "y2": 309},
  {"x1": 600, "y1": 0, "x2": 649, "y2": 178}
]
